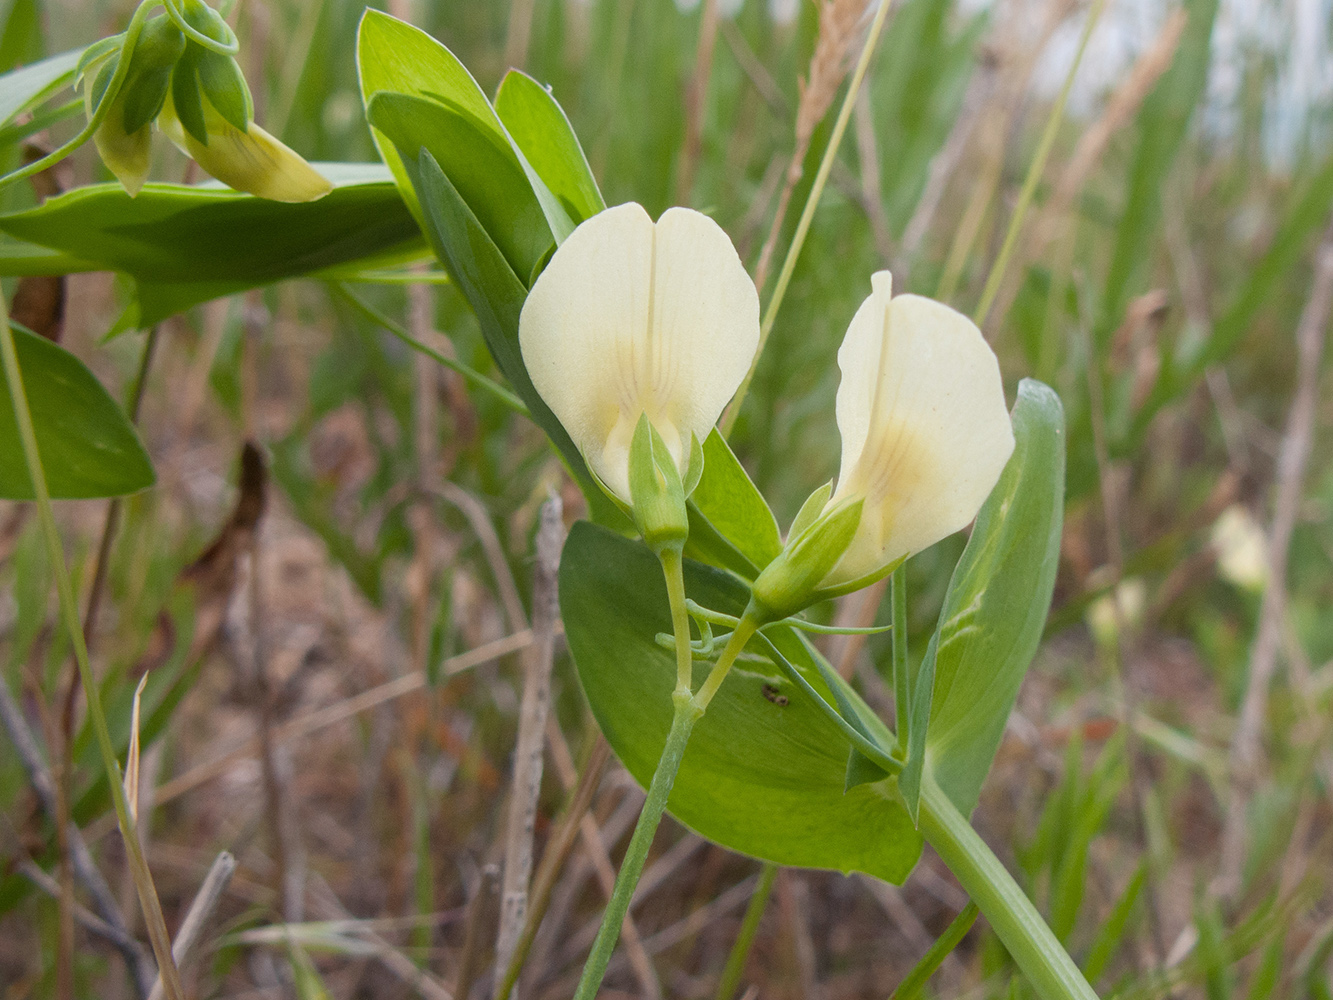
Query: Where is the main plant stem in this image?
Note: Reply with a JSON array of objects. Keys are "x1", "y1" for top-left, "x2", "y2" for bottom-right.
[
  {"x1": 918, "y1": 775, "x2": 1099, "y2": 1000},
  {"x1": 572, "y1": 558, "x2": 757, "y2": 1000}
]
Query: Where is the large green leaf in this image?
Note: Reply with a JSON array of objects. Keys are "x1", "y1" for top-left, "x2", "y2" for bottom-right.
[
  {"x1": 0, "y1": 164, "x2": 426, "y2": 322},
  {"x1": 924, "y1": 379, "x2": 1066, "y2": 817},
  {"x1": 0, "y1": 45, "x2": 79, "y2": 129},
  {"x1": 356, "y1": 7, "x2": 502, "y2": 225},
  {"x1": 561, "y1": 520, "x2": 922, "y2": 882},
  {"x1": 0, "y1": 323, "x2": 154, "y2": 499}
]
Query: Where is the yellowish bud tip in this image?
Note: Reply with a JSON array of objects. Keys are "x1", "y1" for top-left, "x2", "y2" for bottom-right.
[{"x1": 159, "y1": 88, "x2": 332, "y2": 203}]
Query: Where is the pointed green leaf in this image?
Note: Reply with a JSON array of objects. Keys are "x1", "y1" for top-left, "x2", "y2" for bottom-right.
[
  {"x1": 925, "y1": 379, "x2": 1066, "y2": 817},
  {"x1": 562, "y1": 521, "x2": 921, "y2": 882},
  {"x1": 845, "y1": 747, "x2": 892, "y2": 791},
  {"x1": 366, "y1": 90, "x2": 553, "y2": 284},
  {"x1": 0, "y1": 45, "x2": 79, "y2": 129},
  {"x1": 356, "y1": 9, "x2": 574, "y2": 247},
  {"x1": 407, "y1": 148, "x2": 625, "y2": 531},
  {"x1": 494, "y1": 69, "x2": 605, "y2": 225},
  {"x1": 0, "y1": 323, "x2": 154, "y2": 499},
  {"x1": 0, "y1": 164, "x2": 425, "y2": 322}
]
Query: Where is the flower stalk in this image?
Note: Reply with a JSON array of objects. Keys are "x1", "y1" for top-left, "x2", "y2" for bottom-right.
[
  {"x1": 918, "y1": 774, "x2": 1100, "y2": 1000},
  {"x1": 572, "y1": 610, "x2": 759, "y2": 1000}
]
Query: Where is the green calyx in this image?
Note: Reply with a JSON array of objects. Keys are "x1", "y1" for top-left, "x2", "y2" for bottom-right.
[
  {"x1": 748, "y1": 488, "x2": 863, "y2": 622},
  {"x1": 170, "y1": 42, "x2": 253, "y2": 146},
  {"x1": 627, "y1": 414, "x2": 699, "y2": 558},
  {"x1": 116, "y1": 16, "x2": 186, "y2": 135}
]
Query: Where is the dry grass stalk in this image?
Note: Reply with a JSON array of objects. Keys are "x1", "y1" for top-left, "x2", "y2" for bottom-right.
[
  {"x1": 752, "y1": 0, "x2": 874, "y2": 293},
  {"x1": 146, "y1": 852, "x2": 237, "y2": 1000},
  {"x1": 1216, "y1": 221, "x2": 1333, "y2": 901},
  {"x1": 495, "y1": 496, "x2": 565, "y2": 998}
]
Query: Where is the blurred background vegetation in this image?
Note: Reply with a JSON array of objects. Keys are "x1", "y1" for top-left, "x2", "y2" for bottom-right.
[{"x1": 1, "y1": 0, "x2": 1332, "y2": 996}]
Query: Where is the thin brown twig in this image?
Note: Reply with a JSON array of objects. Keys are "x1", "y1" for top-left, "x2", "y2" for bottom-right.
[
  {"x1": 496, "y1": 736, "x2": 613, "y2": 1000},
  {"x1": 752, "y1": 0, "x2": 874, "y2": 295},
  {"x1": 433, "y1": 482, "x2": 528, "y2": 634},
  {"x1": 545, "y1": 720, "x2": 662, "y2": 1000},
  {"x1": 495, "y1": 496, "x2": 565, "y2": 997},
  {"x1": 144, "y1": 629, "x2": 544, "y2": 812},
  {"x1": 146, "y1": 852, "x2": 237, "y2": 1000},
  {"x1": 1216, "y1": 221, "x2": 1333, "y2": 901},
  {"x1": 457, "y1": 864, "x2": 502, "y2": 1000}
]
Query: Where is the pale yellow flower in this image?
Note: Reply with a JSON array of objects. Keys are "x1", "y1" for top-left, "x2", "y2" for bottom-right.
[
  {"x1": 519, "y1": 203, "x2": 760, "y2": 504},
  {"x1": 822, "y1": 271, "x2": 1014, "y2": 587}
]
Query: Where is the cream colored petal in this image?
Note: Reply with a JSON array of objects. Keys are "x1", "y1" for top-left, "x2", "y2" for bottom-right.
[
  {"x1": 826, "y1": 272, "x2": 1014, "y2": 584},
  {"x1": 519, "y1": 203, "x2": 758, "y2": 504},
  {"x1": 648, "y1": 207, "x2": 760, "y2": 458},
  {"x1": 159, "y1": 90, "x2": 331, "y2": 203},
  {"x1": 520, "y1": 202, "x2": 655, "y2": 503}
]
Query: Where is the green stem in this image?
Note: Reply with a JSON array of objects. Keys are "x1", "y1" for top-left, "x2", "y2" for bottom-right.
[
  {"x1": 660, "y1": 548, "x2": 694, "y2": 696},
  {"x1": 715, "y1": 862, "x2": 778, "y2": 1000},
  {"x1": 331, "y1": 282, "x2": 528, "y2": 416},
  {"x1": 918, "y1": 775, "x2": 1099, "y2": 1000},
  {"x1": 888, "y1": 900, "x2": 979, "y2": 1000},
  {"x1": 572, "y1": 691, "x2": 699, "y2": 1000},
  {"x1": 890, "y1": 566, "x2": 908, "y2": 747},
  {"x1": 161, "y1": 0, "x2": 240, "y2": 55},
  {"x1": 720, "y1": 0, "x2": 896, "y2": 437},
  {"x1": 573, "y1": 615, "x2": 757, "y2": 1000},
  {"x1": 0, "y1": 295, "x2": 186, "y2": 1000}
]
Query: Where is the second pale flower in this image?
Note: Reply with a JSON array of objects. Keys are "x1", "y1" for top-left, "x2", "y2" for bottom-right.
[{"x1": 823, "y1": 271, "x2": 1015, "y2": 586}]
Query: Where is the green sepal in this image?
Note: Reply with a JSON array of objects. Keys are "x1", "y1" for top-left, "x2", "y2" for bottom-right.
[
  {"x1": 627, "y1": 413, "x2": 690, "y2": 557},
  {"x1": 807, "y1": 552, "x2": 907, "y2": 605},
  {"x1": 169, "y1": 50, "x2": 208, "y2": 145},
  {"x1": 750, "y1": 497, "x2": 863, "y2": 622},
  {"x1": 787, "y1": 480, "x2": 833, "y2": 542},
  {"x1": 196, "y1": 48, "x2": 251, "y2": 132},
  {"x1": 681, "y1": 432, "x2": 704, "y2": 498},
  {"x1": 114, "y1": 14, "x2": 186, "y2": 133},
  {"x1": 76, "y1": 35, "x2": 123, "y2": 87},
  {"x1": 89, "y1": 56, "x2": 118, "y2": 113},
  {"x1": 846, "y1": 747, "x2": 892, "y2": 791},
  {"x1": 120, "y1": 67, "x2": 172, "y2": 133}
]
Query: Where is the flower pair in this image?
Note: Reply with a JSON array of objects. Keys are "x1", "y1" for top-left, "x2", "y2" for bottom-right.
[
  {"x1": 519, "y1": 202, "x2": 1014, "y2": 612},
  {"x1": 80, "y1": 0, "x2": 330, "y2": 202}
]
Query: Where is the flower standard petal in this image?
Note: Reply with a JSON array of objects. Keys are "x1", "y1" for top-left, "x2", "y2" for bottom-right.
[
  {"x1": 519, "y1": 203, "x2": 759, "y2": 505},
  {"x1": 520, "y1": 202, "x2": 654, "y2": 503},
  {"x1": 648, "y1": 207, "x2": 760, "y2": 459},
  {"x1": 825, "y1": 271, "x2": 1014, "y2": 586}
]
